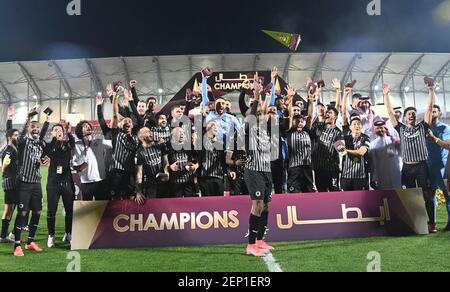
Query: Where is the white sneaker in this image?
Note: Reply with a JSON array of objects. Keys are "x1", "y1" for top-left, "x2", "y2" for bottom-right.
[
  {"x1": 62, "y1": 233, "x2": 72, "y2": 244},
  {"x1": 0, "y1": 237, "x2": 9, "y2": 243},
  {"x1": 47, "y1": 235, "x2": 55, "y2": 248},
  {"x1": 7, "y1": 232, "x2": 15, "y2": 242}
]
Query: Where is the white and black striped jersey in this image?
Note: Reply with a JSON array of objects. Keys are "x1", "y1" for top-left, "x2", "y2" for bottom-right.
[
  {"x1": 111, "y1": 129, "x2": 140, "y2": 173},
  {"x1": 17, "y1": 136, "x2": 46, "y2": 184},
  {"x1": 136, "y1": 144, "x2": 165, "y2": 184},
  {"x1": 151, "y1": 126, "x2": 171, "y2": 144},
  {"x1": 341, "y1": 134, "x2": 371, "y2": 179},
  {"x1": 287, "y1": 129, "x2": 312, "y2": 168},
  {"x1": 1, "y1": 145, "x2": 18, "y2": 190},
  {"x1": 395, "y1": 122, "x2": 429, "y2": 163},
  {"x1": 166, "y1": 145, "x2": 198, "y2": 184},
  {"x1": 311, "y1": 122, "x2": 343, "y2": 172},
  {"x1": 201, "y1": 138, "x2": 226, "y2": 179},
  {"x1": 245, "y1": 123, "x2": 272, "y2": 173}
]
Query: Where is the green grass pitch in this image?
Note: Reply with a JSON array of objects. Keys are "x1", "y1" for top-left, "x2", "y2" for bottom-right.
[{"x1": 1, "y1": 168, "x2": 450, "y2": 272}]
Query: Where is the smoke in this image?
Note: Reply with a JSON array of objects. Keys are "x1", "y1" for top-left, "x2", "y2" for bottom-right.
[{"x1": 433, "y1": 0, "x2": 450, "y2": 25}]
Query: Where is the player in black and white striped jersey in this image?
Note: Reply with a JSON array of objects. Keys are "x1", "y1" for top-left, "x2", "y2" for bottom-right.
[
  {"x1": 134, "y1": 127, "x2": 168, "y2": 204},
  {"x1": 100, "y1": 89, "x2": 140, "y2": 200},
  {"x1": 337, "y1": 115, "x2": 371, "y2": 191},
  {"x1": 310, "y1": 105, "x2": 343, "y2": 192},
  {"x1": 151, "y1": 114, "x2": 171, "y2": 145},
  {"x1": 284, "y1": 84, "x2": 316, "y2": 193},
  {"x1": 384, "y1": 82, "x2": 435, "y2": 232},
  {"x1": 199, "y1": 120, "x2": 228, "y2": 197},
  {"x1": 243, "y1": 75, "x2": 275, "y2": 257},
  {"x1": 0, "y1": 107, "x2": 19, "y2": 244},
  {"x1": 12, "y1": 108, "x2": 50, "y2": 256},
  {"x1": 165, "y1": 127, "x2": 199, "y2": 198}
]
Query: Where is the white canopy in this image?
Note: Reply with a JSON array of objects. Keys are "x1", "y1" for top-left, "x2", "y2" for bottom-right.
[{"x1": 1, "y1": 52, "x2": 450, "y2": 129}]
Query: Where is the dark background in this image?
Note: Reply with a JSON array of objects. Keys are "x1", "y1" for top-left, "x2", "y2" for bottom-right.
[{"x1": 1, "y1": 0, "x2": 449, "y2": 61}]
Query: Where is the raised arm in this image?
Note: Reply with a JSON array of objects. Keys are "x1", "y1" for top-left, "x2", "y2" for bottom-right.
[
  {"x1": 307, "y1": 89, "x2": 315, "y2": 130},
  {"x1": 18, "y1": 111, "x2": 33, "y2": 143},
  {"x1": 201, "y1": 72, "x2": 210, "y2": 111},
  {"x1": 6, "y1": 106, "x2": 15, "y2": 131},
  {"x1": 284, "y1": 84, "x2": 296, "y2": 129},
  {"x1": 424, "y1": 85, "x2": 435, "y2": 125},
  {"x1": 332, "y1": 79, "x2": 342, "y2": 111},
  {"x1": 40, "y1": 113, "x2": 50, "y2": 141},
  {"x1": 112, "y1": 90, "x2": 119, "y2": 129},
  {"x1": 130, "y1": 80, "x2": 140, "y2": 106},
  {"x1": 341, "y1": 86, "x2": 352, "y2": 127},
  {"x1": 239, "y1": 86, "x2": 249, "y2": 116},
  {"x1": 96, "y1": 94, "x2": 111, "y2": 136},
  {"x1": 125, "y1": 89, "x2": 144, "y2": 127},
  {"x1": 250, "y1": 73, "x2": 262, "y2": 116},
  {"x1": 383, "y1": 84, "x2": 398, "y2": 128},
  {"x1": 269, "y1": 67, "x2": 278, "y2": 107}
]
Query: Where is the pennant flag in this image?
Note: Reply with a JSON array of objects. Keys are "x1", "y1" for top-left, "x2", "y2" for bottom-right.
[
  {"x1": 262, "y1": 30, "x2": 302, "y2": 51},
  {"x1": 275, "y1": 78, "x2": 282, "y2": 95},
  {"x1": 193, "y1": 79, "x2": 200, "y2": 93}
]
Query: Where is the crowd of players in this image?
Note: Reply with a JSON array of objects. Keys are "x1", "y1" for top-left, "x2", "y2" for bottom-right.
[{"x1": 1, "y1": 67, "x2": 450, "y2": 257}]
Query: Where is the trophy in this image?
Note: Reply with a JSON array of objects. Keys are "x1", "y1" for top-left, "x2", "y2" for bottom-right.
[
  {"x1": 424, "y1": 76, "x2": 435, "y2": 87},
  {"x1": 316, "y1": 80, "x2": 325, "y2": 89},
  {"x1": 113, "y1": 81, "x2": 124, "y2": 93},
  {"x1": 201, "y1": 67, "x2": 213, "y2": 78},
  {"x1": 308, "y1": 83, "x2": 317, "y2": 96},
  {"x1": 345, "y1": 80, "x2": 357, "y2": 88}
]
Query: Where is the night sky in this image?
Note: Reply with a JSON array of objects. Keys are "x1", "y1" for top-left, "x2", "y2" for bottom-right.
[{"x1": 0, "y1": 0, "x2": 450, "y2": 61}]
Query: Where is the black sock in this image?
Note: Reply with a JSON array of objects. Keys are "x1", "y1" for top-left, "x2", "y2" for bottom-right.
[
  {"x1": 27, "y1": 213, "x2": 41, "y2": 244},
  {"x1": 248, "y1": 214, "x2": 260, "y2": 245},
  {"x1": 13, "y1": 215, "x2": 25, "y2": 248},
  {"x1": 25, "y1": 212, "x2": 30, "y2": 228},
  {"x1": 65, "y1": 215, "x2": 73, "y2": 235},
  {"x1": 47, "y1": 215, "x2": 56, "y2": 237},
  {"x1": 1, "y1": 219, "x2": 11, "y2": 238},
  {"x1": 257, "y1": 211, "x2": 269, "y2": 241}
]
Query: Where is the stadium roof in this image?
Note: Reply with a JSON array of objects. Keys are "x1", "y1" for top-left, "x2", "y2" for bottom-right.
[{"x1": 1, "y1": 52, "x2": 450, "y2": 110}]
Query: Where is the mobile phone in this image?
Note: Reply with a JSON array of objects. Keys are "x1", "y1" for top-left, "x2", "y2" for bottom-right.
[{"x1": 43, "y1": 107, "x2": 53, "y2": 116}]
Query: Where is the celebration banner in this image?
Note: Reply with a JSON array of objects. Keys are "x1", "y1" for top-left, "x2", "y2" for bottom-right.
[
  {"x1": 159, "y1": 71, "x2": 291, "y2": 116},
  {"x1": 72, "y1": 189, "x2": 429, "y2": 250}
]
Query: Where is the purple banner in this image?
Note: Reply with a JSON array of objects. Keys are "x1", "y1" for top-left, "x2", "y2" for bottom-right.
[{"x1": 72, "y1": 189, "x2": 429, "y2": 250}]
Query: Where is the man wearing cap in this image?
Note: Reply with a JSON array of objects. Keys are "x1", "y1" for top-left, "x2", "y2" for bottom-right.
[
  {"x1": 426, "y1": 105, "x2": 450, "y2": 231},
  {"x1": 370, "y1": 117, "x2": 402, "y2": 190}
]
